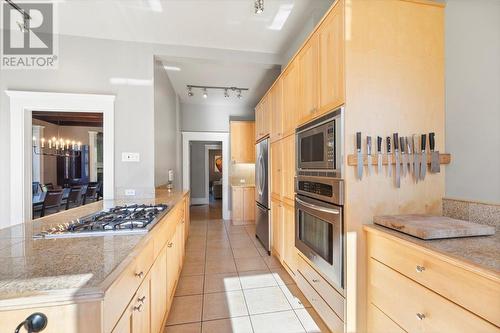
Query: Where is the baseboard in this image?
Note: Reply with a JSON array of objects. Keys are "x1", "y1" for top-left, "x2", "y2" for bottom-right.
[{"x1": 191, "y1": 197, "x2": 209, "y2": 205}]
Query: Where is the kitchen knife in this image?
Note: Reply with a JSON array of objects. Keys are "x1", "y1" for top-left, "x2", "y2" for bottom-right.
[
  {"x1": 413, "y1": 134, "x2": 420, "y2": 183},
  {"x1": 400, "y1": 136, "x2": 407, "y2": 177},
  {"x1": 367, "y1": 136, "x2": 373, "y2": 176},
  {"x1": 356, "y1": 132, "x2": 363, "y2": 180},
  {"x1": 393, "y1": 133, "x2": 400, "y2": 188},
  {"x1": 377, "y1": 136, "x2": 383, "y2": 174},
  {"x1": 420, "y1": 134, "x2": 427, "y2": 180},
  {"x1": 407, "y1": 137, "x2": 413, "y2": 176},
  {"x1": 386, "y1": 136, "x2": 392, "y2": 177},
  {"x1": 429, "y1": 132, "x2": 440, "y2": 173}
]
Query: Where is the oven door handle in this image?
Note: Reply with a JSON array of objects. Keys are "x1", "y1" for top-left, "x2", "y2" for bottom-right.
[{"x1": 296, "y1": 197, "x2": 340, "y2": 215}]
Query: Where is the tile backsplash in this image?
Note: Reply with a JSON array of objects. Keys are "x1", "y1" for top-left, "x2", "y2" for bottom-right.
[
  {"x1": 230, "y1": 163, "x2": 255, "y2": 186},
  {"x1": 443, "y1": 198, "x2": 500, "y2": 230}
]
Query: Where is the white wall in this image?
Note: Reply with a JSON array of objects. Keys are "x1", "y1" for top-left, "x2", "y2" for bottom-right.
[
  {"x1": 154, "y1": 59, "x2": 180, "y2": 188},
  {"x1": 180, "y1": 103, "x2": 254, "y2": 132},
  {"x1": 445, "y1": 0, "x2": 500, "y2": 203}
]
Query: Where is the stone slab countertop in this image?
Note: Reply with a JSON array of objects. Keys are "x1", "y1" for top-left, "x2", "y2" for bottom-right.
[
  {"x1": 0, "y1": 189, "x2": 188, "y2": 308},
  {"x1": 364, "y1": 224, "x2": 500, "y2": 279}
]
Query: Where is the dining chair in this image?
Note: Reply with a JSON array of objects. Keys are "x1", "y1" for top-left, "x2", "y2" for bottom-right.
[
  {"x1": 40, "y1": 190, "x2": 64, "y2": 217},
  {"x1": 65, "y1": 186, "x2": 85, "y2": 210}
]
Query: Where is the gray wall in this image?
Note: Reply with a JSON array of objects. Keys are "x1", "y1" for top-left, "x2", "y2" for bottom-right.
[
  {"x1": 154, "y1": 59, "x2": 180, "y2": 188},
  {"x1": 181, "y1": 103, "x2": 254, "y2": 132},
  {"x1": 445, "y1": 0, "x2": 500, "y2": 203},
  {"x1": 189, "y1": 141, "x2": 221, "y2": 200}
]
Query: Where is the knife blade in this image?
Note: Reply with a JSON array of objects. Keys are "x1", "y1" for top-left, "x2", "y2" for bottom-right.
[
  {"x1": 429, "y1": 132, "x2": 440, "y2": 173},
  {"x1": 400, "y1": 136, "x2": 407, "y2": 177},
  {"x1": 407, "y1": 137, "x2": 413, "y2": 176},
  {"x1": 420, "y1": 134, "x2": 427, "y2": 180},
  {"x1": 393, "y1": 133, "x2": 400, "y2": 188},
  {"x1": 377, "y1": 136, "x2": 383, "y2": 174},
  {"x1": 413, "y1": 134, "x2": 420, "y2": 183},
  {"x1": 367, "y1": 136, "x2": 373, "y2": 176},
  {"x1": 386, "y1": 136, "x2": 392, "y2": 177},
  {"x1": 356, "y1": 132, "x2": 363, "y2": 180}
]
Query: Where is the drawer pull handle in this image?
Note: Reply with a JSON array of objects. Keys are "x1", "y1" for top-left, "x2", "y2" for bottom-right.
[
  {"x1": 135, "y1": 271, "x2": 144, "y2": 278},
  {"x1": 312, "y1": 279, "x2": 320, "y2": 283},
  {"x1": 138, "y1": 296, "x2": 146, "y2": 304},
  {"x1": 416, "y1": 265, "x2": 426, "y2": 273},
  {"x1": 416, "y1": 313, "x2": 426, "y2": 320},
  {"x1": 168, "y1": 243, "x2": 173, "y2": 248},
  {"x1": 133, "y1": 304, "x2": 143, "y2": 312}
]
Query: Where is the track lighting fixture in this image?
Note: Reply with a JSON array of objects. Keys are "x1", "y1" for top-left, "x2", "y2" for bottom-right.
[
  {"x1": 202, "y1": 88, "x2": 208, "y2": 99},
  {"x1": 186, "y1": 85, "x2": 249, "y2": 100},
  {"x1": 187, "y1": 87, "x2": 194, "y2": 97},
  {"x1": 255, "y1": 0, "x2": 264, "y2": 14},
  {"x1": 237, "y1": 90, "x2": 243, "y2": 99},
  {"x1": 224, "y1": 89, "x2": 230, "y2": 98}
]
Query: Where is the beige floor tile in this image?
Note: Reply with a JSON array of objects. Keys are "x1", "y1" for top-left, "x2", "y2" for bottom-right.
[
  {"x1": 166, "y1": 295, "x2": 203, "y2": 325},
  {"x1": 186, "y1": 243, "x2": 207, "y2": 252},
  {"x1": 238, "y1": 270, "x2": 278, "y2": 289},
  {"x1": 280, "y1": 284, "x2": 311, "y2": 309},
  {"x1": 201, "y1": 316, "x2": 253, "y2": 333},
  {"x1": 232, "y1": 246, "x2": 261, "y2": 259},
  {"x1": 294, "y1": 308, "x2": 331, "y2": 333},
  {"x1": 204, "y1": 272, "x2": 242, "y2": 293},
  {"x1": 181, "y1": 262, "x2": 205, "y2": 276},
  {"x1": 250, "y1": 310, "x2": 305, "y2": 333},
  {"x1": 256, "y1": 245, "x2": 269, "y2": 257},
  {"x1": 176, "y1": 275, "x2": 204, "y2": 296},
  {"x1": 270, "y1": 267, "x2": 295, "y2": 285},
  {"x1": 202, "y1": 290, "x2": 249, "y2": 321},
  {"x1": 206, "y1": 241, "x2": 232, "y2": 249},
  {"x1": 165, "y1": 322, "x2": 202, "y2": 333},
  {"x1": 235, "y1": 257, "x2": 268, "y2": 272},
  {"x1": 243, "y1": 286, "x2": 292, "y2": 315},
  {"x1": 262, "y1": 255, "x2": 282, "y2": 269},
  {"x1": 205, "y1": 259, "x2": 237, "y2": 274},
  {"x1": 231, "y1": 239, "x2": 256, "y2": 249},
  {"x1": 226, "y1": 226, "x2": 248, "y2": 235}
]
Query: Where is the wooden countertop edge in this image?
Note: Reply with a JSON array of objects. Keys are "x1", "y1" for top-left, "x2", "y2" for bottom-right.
[
  {"x1": 363, "y1": 225, "x2": 500, "y2": 282},
  {"x1": 0, "y1": 191, "x2": 189, "y2": 310}
]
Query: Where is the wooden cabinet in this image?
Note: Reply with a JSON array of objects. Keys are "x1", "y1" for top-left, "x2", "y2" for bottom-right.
[
  {"x1": 280, "y1": 135, "x2": 295, "y2": 203},
  {"x1": 282, "y1": 63, "x2": 299, "y2": 137},
  {"x1": 271, "y1": 197, "x2": 283, "y2": 260},
  {"x1": 113, "y1": 274, "x2": 151, "y2": 333},
  {"x1": 230, "y1": 121, "x2": 255, "y2": 163},
  {"x1": 270, "y1": 141, "x2": 282, "y2": 199},
  {"x1": 270, "y1": 79, "x2": 283, "y2": 142},
  {"x1": 231, "y1": 186, "x2": 255, "y2": 223},
  {"x1": 166, "y1": 233, "x2": 179, "y2": 305},
  {"x1": 318, "y1": 0, "x2": 344, "y2": 115},
  {"x1": 255, "y1": 96, "x2": 270, "y2": 141},
  {"x1": 150, "y1": 247, "x2": 167, "y2": 333},
  {"x1": 282, "y1": 202, "x2": 296, "y2": 273},
  {"x1": 298, "y1": 35, "x2": 319, "y2": 124}
]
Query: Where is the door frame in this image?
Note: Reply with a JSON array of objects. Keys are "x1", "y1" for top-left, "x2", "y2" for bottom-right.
[
  {"x1": 182, "y1": 131, "x2": 229, "y2": 220},
  {"x1": 6, "y1": 90, "x2": 115, "y2": 225}
]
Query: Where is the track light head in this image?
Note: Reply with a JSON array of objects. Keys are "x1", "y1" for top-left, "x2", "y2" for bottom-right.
[
  {"x1": 202, "y1": 88, "x2": 208, "y2": 99},
  {"x1": 224, "y1": 89, "x2": 230, "y2": 98},
  {"x1": 187, "y1": 87, "x2": 193, "y2": 97},
  {"x1": 237, "y1": 89, "x2": 243, "y2": 99}
]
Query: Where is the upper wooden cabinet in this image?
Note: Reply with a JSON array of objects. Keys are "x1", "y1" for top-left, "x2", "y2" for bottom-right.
[
  {"x1": 230, "y1": 121, "x2": 255, "y2": 163},
  {"x1": 318, "y1": 0, "x2": 344, "y2": 115},
  {"x1": 270, "y1": 141, "x2": 282, "y2": 199},
  {"x1": 282, "y1": 63, "x2": 300, "y2": 137},
  {"x1": 280, "y1": 134, "x2": 295, "y2": 204},
  {"x1": 255, "y1": 96, "x2": 270, "y2": 141},
  {"x1": 298, "y1": 35, "x2": 320, "y2": 123},
  {"x1": 270, "y1": 78, "x2": 283, "y2": 142}
]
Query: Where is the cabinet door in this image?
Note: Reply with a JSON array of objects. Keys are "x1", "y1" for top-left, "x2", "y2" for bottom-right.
[
  {"x1": 282, "y1": 63, "x2": 299, "y2": 137},
  {"x1": 231, "y1": 121, "x2": 256, "y2": 163},
  {"x1": 243, "y1": 187, "x2": 255, "y2": 221},
  {"x1": 132, "y1": 276, "x2": 151, "y2": 333},
  {"x1": 270, "y1": 141, "x2": 282, "y2": 198},
  {"x1": 318, "y1": 0, "x2": 344, "y2": 114},
  {"x1": 166, "y1": 234, "x2": 178, "y2": 305},
  {"x1": 232, "y1": 187, "x2": 244, "y2": 221},
  {"x1": 261, "y1": 95, "x2": 271, "y2": 138},
  {"x1": 176, "y1": 221, "x2": 185, "y2": 270},
  {"x1": 150, "y1": 249, "x2": 167, "y2": 333},
  {"x1": 113, "y1": 302, "x2": 133, "y2": 333},
  {"x1": 271, "y1": 198, "x2": 283, "y2": 260},
  {"x1": 281, "y1": 134, "x2": 295, "y2": 203},
  {"x1": 270, "y1": 79, "x2": 283, "y2": 142},
  {"x1": 282, "y1": 202, "x2": 297, "y2": 273},
  {"x1": 298, "y1": 35, "x2": 319, "y2": 124}
]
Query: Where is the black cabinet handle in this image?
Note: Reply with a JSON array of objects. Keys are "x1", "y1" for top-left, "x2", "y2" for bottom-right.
[{"x1": 15, "y1": 313, "x2": 48, "y2": 333}]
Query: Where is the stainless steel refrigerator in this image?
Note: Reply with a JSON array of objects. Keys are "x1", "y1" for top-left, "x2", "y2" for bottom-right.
[{"x1": 255, "y1": 138, "x2": 270, "y2": 254}]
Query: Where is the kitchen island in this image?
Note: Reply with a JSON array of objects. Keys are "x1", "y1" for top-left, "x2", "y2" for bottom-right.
[{"x1": 0, "y1": 189, "x2": 190, "y2": 333}]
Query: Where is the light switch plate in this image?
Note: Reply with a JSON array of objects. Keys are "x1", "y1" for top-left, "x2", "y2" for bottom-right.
[
  {"x1": 122, "y1": 152, "x2": 140, "y2": 162},
  {"x1": 125, "y1": 189, "x2": 136, "y2": 196}
]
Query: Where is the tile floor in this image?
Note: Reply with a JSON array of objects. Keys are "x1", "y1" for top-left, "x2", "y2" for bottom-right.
[{"x1": 164, "y1": 202, "x2": 330, "y2": 333}]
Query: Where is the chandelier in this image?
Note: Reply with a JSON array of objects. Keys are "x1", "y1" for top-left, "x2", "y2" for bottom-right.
[{"x1": 33, "y1": 136, "x2": 82, "y2": 157}]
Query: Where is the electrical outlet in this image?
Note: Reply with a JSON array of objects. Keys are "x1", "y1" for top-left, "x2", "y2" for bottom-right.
[
  {"x1": 125, "y1": 189, "x2": 136, "y2": 196},
  {"x1": 122, "y1": 152, "x2": 140, "y2": 162}
]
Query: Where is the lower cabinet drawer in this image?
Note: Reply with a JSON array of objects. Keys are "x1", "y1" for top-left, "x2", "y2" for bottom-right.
[
  {"x1": 296, "y1": 271, "x2": 344, "y2": 333},
  {"x1": 297, "y1": 254, "x2": 344, "y2": 320},
  {"x1": 368, "y1": 258, "x2": 498, "y2": 333},
  {"x1": 367, "y1": 303, "x2": 406, "y2": 333}
]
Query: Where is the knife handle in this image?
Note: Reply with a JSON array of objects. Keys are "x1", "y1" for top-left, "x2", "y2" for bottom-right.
[
  {"x1": 393, "y1": 133, "x2": 399, "y2": 150},
  {"x1": 400, "y1": 137, "x2": 405, "y2": 153},
  {"x1": 429, "y1": 132, "x2": 435, "y2": 151},
  {"x1": 421, "y1": 134, "x2": 427, "y2": 151},
  {"x1": 367, "y1": 136, "x2": 372, "y2": 155},
  {"x1": 386, "y1": 136, "x2": 391, "y2": 153},
  {"x1": 356, "y1": 132, "x2": 361, "y2": 151},
  {"x1": 377, "y1": 136, "x2": 382, "y2": 153},
  {"x1": 406, "y1": 137, "x2": 411, "y2": 153},
  {"x1": 413, "y1": 134, "x2": 419, "y2": 154}
]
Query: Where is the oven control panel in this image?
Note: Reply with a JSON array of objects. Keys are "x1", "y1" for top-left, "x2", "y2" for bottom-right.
[
  {"x1": 327, "y1": 125, "x2": 334, "y2": 164},
  {"x1": 298, "y1": 181, "x2": 333, "y2": 198}
]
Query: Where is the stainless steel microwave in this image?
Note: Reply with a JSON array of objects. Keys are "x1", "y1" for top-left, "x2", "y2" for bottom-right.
[{"x1": 296, "y1": 107, "x2": 343, "y2": 176}]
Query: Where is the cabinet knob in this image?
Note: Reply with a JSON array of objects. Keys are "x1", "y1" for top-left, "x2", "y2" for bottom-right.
[
  {"x1": 416, "y1": 313, "x2": 426, "y2": 320},
  {"x1": 168, "y1": 242, "x2": 173, "y2": 248},
  {"x1": 312, "y1": 279, "x2": 320, "y2": 283},
  {"x1": 133, "y1": 304, "x2": 143, "y2": 312},
  {"x1": 416, "y1": 265, "x2": 426, "y2": 273},
  {"x1": 138, "y1": 296, "x2": 146, "y2": 304},
  {"x1": 135, "y1": 271, "x2": 144, "y2": 278}
]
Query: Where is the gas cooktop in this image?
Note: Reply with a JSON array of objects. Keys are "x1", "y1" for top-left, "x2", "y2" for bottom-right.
[{"x1": 34, "y1": 204, "x2": 169, "y2": 239}]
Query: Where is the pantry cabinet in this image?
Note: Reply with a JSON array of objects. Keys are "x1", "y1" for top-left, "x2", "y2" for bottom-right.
[
  {"x1": 255, "y1": 97, "x2": 270, "y2": 141},
  {"x1": 282, "y1": 201, "x2": 296, "y2": 273},
  {"x1": 231, "y1": 186, "x2": 255, "y2": 223},
  {"x1": 270, "y1": 141, "x2": 282, "y2": 199},
  {"x1": 271, "y1": 198, "x2": 283, "y2": 260},
  {"x1": 280, "y1": 134, "x2": 295, "y2": 204},
  {"x1": 230, "y1": 121, "x2": 255, "y2": 163},
  {"x1": 298, "y1": 35, "x2": 319, "y2": 124},
  {"x1": 282, "y1": 63, "x2": 300, "y2": 137},
  {"x1": 270, "y1": 79, "x2": 283, "y2": 142}
]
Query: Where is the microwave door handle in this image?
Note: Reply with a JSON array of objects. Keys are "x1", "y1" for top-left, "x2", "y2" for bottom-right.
[{"x1": 296, "y1": 197, "x2": 340, "y2": 215}]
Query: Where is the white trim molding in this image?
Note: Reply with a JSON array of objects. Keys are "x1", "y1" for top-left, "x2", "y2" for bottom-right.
[
  {"x1": 6, "y1": 90, "x2": 115, "y2": 225},
  {"x1": 182, "y1": 131, "x2": 229, "y2": 220}
]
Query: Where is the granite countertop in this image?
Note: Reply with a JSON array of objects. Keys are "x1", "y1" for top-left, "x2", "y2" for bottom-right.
[
  {"x1": 364, "y1": 224, "x2": 500, "y2": 278},
  {"x1": 0, "y1": 189, "x2": 187, "y2": 307}
]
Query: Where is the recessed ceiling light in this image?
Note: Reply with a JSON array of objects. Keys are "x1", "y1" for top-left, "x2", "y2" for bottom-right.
[{"x1": 164, "y1": 65, "x2": 181, "y2": 71}]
